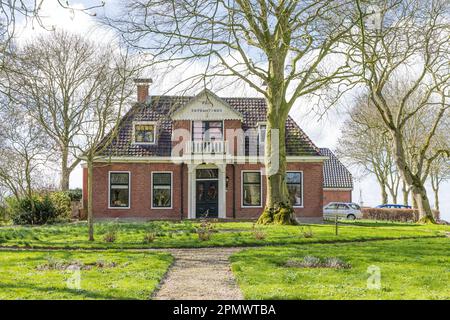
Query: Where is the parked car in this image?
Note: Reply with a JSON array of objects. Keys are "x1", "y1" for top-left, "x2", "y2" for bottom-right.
[
  {"x1": 375, "y1": 204, "x2": 412, "y2": 209},
  {"x1": 323, "y1": 202, "x2": 363, "y2": 220}
]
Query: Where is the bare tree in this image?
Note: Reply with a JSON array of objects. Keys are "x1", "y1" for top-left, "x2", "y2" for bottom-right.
[
  {"x1": 350, "y1": 0, "x2": 450, "y2": 222},
  {"x1": 104, "y1": 0, "x2": 359, "y2": 224},
  {"x1": 0, "y1": 1, "x2": 104, "y2": 71},
  {"x1": 428, "y1": 124, "x2": 450, "y2": 211},
  {"x1": 338, "y1": 96, "x2": 401, "y2": 204},
  {"x1": 0, "y1": 101, "x2": 49, "y2": 215},
  {"x1": 71, "y1": 49, "x2": 140, "y2": 241},
  {"x1": 9, "y1": 31, "x2": 126, "y2": 191}
]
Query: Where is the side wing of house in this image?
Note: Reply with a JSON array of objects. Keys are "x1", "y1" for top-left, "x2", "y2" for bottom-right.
[{"x1": 320, "y1": 148, "x2": 354, "y2": 205}]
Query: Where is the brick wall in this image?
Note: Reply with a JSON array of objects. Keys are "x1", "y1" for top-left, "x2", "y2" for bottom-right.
[
  {"x1": 323, "y1": 189, "x2": 352, "y2": 205},
  {"x1": 83, "y1": 161, "x2": 323, "y2": 220},
  {"x1": 83, "y1": 162, "x2": 185, "y2": 219}
]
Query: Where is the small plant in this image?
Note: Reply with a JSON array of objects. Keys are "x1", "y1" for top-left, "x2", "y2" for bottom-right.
[
  {"x1": 252, "y1": 223, "x2": 267, "y2": 240},
  {"x1": 285, "y1": 270, "x2": 299, "y2": 283},
  {"x1": 103, "y1": 230, "x2": 117, "y2": 243},
  {"x1": 103, "y1": 221, "x2": 119, "y2": 243},
  {"x1": 300, "y1": 255, "x2": 322, "y2": 268},
  {"x1": 323, "y1": 257, "x2": 351, "y2": 269},
  {"x1": 299, "y1": 226, "x2": 314, "y2": 238},
  {"x1": 143, "y1": 232, "x2": 156, "y2": 243},
  {"x1": 196, "y1": 219, "x2": 214, "y2": 241},
  {"x1": 285, "y1": 256, "x2": 351, "y2": 269}
]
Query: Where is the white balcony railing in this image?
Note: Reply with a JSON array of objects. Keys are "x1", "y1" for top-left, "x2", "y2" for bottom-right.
[{"x1": 186, "y1": 140, "x2": 228, "y2": 154}]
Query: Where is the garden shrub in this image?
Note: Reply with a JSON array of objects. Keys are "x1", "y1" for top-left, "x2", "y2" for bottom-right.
[
  {"x1": 6, "y1": 191, "x2": 72, "y2": 225},
  {"x1": 67, "y1": 188, "x2": 82, "y2": 202},
  {"x1": 0, "y1": 204, "x2": 9, "y2": 223},
  {"x1": 362, "y1": 208, "x2": 440, "y2": 222},
  {"x1": 49, "y1": 192, "x2": 72, "y2": 222},
  {"x1": 7, "y1": 194, "x2": 55, "y2": 225}
]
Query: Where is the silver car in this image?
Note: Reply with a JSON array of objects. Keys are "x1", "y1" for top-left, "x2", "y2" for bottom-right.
[{"x1": 323, "y1": 202, "x2": 362, "y2": 220}]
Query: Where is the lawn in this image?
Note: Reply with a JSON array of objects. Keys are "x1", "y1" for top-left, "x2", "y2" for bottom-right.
[
  {"x1": 0, "y1": 220, "x2": 448, "y2": 249},
  {"x1": 230, "y1": 237, "x2": 450, "y2": 299},
  {"x1": 0, "y1": 250, "x2": 173, "y2": 300}
]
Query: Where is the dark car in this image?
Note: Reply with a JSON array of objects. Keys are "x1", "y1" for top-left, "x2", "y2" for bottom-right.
[{"x1": 376, "y1": 204, "x2": 412, "y2": 209}]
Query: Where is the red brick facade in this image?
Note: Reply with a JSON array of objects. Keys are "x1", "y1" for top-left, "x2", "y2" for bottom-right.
[
  {"x1": 82, "y1": 161, "x2": 324, "y2": 220},
  {"x1": 323, "y1": 189, "x2": 352, "y2": 206},
  {"x1": 81, "y1": 92, "x2": 353, "y2": 220}
]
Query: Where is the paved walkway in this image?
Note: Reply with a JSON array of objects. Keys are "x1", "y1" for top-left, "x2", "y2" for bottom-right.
[{"x1": 153, "y1": 247, "x2": 244, "y2": 300}]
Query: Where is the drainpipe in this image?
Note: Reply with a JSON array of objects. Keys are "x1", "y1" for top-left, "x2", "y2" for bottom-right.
[
  {"x1": 232, "y1": 164, "x2": 236, "y2": 219},
  {"x1": 180, "y1": 163, "x2": 184, "y2": 220}
]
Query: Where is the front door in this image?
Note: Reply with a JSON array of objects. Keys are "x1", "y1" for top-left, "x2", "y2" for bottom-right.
[{"x1": 196, "y1": 180, "x2": 219, "y2": 218}]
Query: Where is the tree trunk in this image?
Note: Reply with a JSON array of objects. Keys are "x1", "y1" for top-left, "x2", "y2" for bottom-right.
[
  {"x1": 410, "y1": 183, "x2": 434, "y2": 223},
  {"x1": 411, "y1": 193, "x2": 417, "y2": 209},
  {"x1": 257, "y1": 103, "x2": 296, "y2": 225},
  {"x1": 402, "y1": 180, "x2": 409, "y2": 206},
  {"x1": 87, "y1": 158, "x2": 94, "y2": 241},
  {"x1": 433, "y1": 186, "x2": 439, "y2": 212},
  {"x1": 381, "y1": 185, "x2": 388, "y2": 205},
  {"x1": 391, "y1": 132, "x2": 435, "y2": 223},
  {"x1": 60, "y1": 147, "x2": 70, "y2": 191}
]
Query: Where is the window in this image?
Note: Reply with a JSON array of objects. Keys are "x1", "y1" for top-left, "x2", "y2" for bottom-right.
[
  {"x1": 326, "y1": 203, "x2": 338, "y2": 209},
  {"x1": 349, "y1": 203, "x2": 360, "y2": 210},
  {"x1": 152, "y1": 172, "x2": 172, "y2": 208},
  {"x1": 242, "y1": 171, "x2": 262, "y2": 207},
  {"x1": 257, "y1": 123, "x2": 266, "y2": 156},
  {"x1": 287, "y1": 172, "x2": 303, "y2": 207},
  {"x1": 193, "y1": 121, "x2": 223, "y2": 141},
  {"x1": 109, "y1": 172, "x2": 130, "y2": 208},
  {"x1": 196, "y1": 169, "x2": 219, "y2": 179},
  {"x1": 134, "y1": 122, "x2": 156, "y2": 144}
]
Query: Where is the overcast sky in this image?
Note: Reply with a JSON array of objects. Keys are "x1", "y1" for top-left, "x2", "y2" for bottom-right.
[{"x1": 16, "y1": 1, "x2": 449, "y2": 221}]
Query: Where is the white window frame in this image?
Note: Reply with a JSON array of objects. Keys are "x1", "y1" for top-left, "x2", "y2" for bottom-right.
[
  {"x1": 192, "y1": 120, "x2": 225, "y2": 141},
  {"x1": 151, "y1": 171, "x2": 173, "y2": 209},
  {"x1": 257, "y1": 122, "x2": 267, "y2": 143},
  {"x1": 287, "y1": 171, "x2": 304, "y2": 208},
  {"x1": 241, "y1": 170, "x2": 263, "y2": 208},
  {"x1": 108, "y1": 171, "x2": 131, "y2": 209},
  {"x1": 132, "y1": 121, "x2": 157, "y2": 145}
]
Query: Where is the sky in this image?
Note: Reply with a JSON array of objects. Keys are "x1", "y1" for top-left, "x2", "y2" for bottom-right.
[{"x1": 14, "y1": 1, "x2": 450, "y2": 221}]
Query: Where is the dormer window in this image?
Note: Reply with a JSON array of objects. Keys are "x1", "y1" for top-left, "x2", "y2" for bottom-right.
[{"x1": 133, "y1": 121, "x2": 156, "y2": 144}]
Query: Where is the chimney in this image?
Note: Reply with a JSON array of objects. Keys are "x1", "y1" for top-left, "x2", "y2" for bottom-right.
[{"x1": 134, "y1": 78, "x2": 153, "y2": 103}]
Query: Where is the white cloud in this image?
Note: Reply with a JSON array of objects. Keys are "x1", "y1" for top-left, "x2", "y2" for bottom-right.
[{"x1": 15, "y1": 1, "x2": 115, "y2": 46}]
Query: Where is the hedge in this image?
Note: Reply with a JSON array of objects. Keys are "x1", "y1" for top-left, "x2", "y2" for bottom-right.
[
  {"x1": 6, "y1": 191, "x2": 72, "y2": 225},
  {"x1": 362, "y1": 208, "x2": 440, "y2": 222}
]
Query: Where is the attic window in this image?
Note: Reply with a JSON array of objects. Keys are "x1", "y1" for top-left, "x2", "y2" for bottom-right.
[{"x1": 133, "y1": 122, "x2": 156, "y2": 144}]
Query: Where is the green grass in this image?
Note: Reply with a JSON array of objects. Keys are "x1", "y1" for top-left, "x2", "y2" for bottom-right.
[
  {"x1": 0, "y1": 250, "x2": 173, "y2": 300},
  {"x1": 230, "y1": 237, "x2": 450, "y2": 299},
  {"x1": 0, "y1": 220, "x2": 448, "y2": 249}
]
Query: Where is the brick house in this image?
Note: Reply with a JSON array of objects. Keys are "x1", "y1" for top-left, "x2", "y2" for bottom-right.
[
  {"x1": 320, "y1": 148, "x2": 353, "y2": 205},
  {"x1": 82, "y1": 81, "x2": 353, "y2": 220}
]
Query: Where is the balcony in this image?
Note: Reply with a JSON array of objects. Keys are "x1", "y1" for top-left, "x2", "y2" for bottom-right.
[{"x1": 186, "y1": 140, "x2": 228, "y2": 155}]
